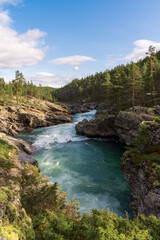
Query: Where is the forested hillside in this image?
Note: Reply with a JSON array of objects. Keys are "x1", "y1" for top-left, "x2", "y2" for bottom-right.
[
  {"x1": 54, "y1": 47, "x2": 160, "y2": 110},
  {"x1": 0, "y1": 70, "x2": 55, "y2": 105}
]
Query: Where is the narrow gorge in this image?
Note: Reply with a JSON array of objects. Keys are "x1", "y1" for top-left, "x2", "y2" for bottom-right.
[{"x1": 20, "y1": 110, "x2": 132, "y2": 217}]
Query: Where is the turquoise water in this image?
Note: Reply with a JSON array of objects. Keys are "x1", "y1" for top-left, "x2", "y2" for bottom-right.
[{"x1": 21, "y1": 110, "x2": 132, "y2": 217}]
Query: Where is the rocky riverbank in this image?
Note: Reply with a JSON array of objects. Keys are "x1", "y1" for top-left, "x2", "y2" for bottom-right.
[
  {"x1": 0, "y1": 99, "x2": 73, "y2": 239},
  {"x1": 76, "y1": 106, "x2": 160, "y2": 145},
  {"x1": 0, "y1": 102, "x2": 160, "y2": 239},
  {"x1": 75, "y1": 106, "x2": 160, "y2": 218},
  {"x1": 66, "y1": 102, "x2": 108, "y2": 114},
  {"x1": 0, "y1": 98, "x2": 72, "y2": 136}
]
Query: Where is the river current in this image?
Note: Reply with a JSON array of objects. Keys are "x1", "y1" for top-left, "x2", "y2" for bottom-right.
[{"x1": 21, "y1": 110, "x2": 132, "y2": 217}]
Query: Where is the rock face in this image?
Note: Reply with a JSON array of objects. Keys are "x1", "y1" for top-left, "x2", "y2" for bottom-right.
[
  {"x1": 121, "y1": 118, "x2": 160, "y2": 218},
  {"x1": 0, "y1": 99, "x2": 72, "y2": 136},
  {"x1": 114, "y1": 108, "x2": 156, "y2": 145},
  {"x1": 75, "y1": 106, "x2": 159, "y2": 145},
  {"x1": 75, "y1": 114, "x2": 117, "y2": 138},
  {"x1": 122, "y1": 152, "x2": 160, "y2": 218}
]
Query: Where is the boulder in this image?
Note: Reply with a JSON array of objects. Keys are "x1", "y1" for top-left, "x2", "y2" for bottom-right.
[{"x1": 75, "y1": 114, "x2": 117, "y2": 138}]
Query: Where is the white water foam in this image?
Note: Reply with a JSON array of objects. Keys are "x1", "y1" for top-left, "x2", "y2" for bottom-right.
[
  {"x1": 33, "y1": 123, "x2": 88, "y2": 149},
  {"x1": 32, "y1": 110, "x2": 97, "y2": 149}
]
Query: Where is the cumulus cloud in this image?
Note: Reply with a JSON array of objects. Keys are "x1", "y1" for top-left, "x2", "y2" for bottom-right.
[
  {"x1": 49, "y1": 55, "x2": 96, "y2": 71},
  {"x1": 0, "y1": 10, "x2": 11, "y2": 25},
  {"x1": 106, "y1": 39, "x2": 160, "y2": 68},
  {"x1": 0, "y1": 10, "x2": 47, "y2": 69},
  {"x1": 30, "y1": 72, "x2": 73, "y2": 88},
  {"x1": 122, "y1": 39, "x2": 160, "y2": 62}
]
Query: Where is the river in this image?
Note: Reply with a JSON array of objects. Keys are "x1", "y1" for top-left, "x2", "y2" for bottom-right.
[{"x1": 20, "y1": 110, "x2": 132, "y2": 217}]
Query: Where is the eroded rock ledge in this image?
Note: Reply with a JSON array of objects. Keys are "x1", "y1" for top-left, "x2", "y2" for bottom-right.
[{"x1": 0, "y1": 98, "x2": 72, "y2": 136}]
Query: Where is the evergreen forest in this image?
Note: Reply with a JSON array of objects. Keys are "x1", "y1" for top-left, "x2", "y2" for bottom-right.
[
  {"x1": 54, "y1": 46, "x2": 160, "y2": 110},
  {"x1": 0, "y1": 70, "x2": 54, "y2": 105}
]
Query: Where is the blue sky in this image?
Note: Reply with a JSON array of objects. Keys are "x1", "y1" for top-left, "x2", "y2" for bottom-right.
[{"x1": 0, "y1": 0, "x2": 160, "y2": 87}]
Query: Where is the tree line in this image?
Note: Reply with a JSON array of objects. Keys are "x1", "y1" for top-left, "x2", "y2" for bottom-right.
[
  {"x1": 0, "y1": 70, "x2": 55, "y2": 105},
  {"x1": 55, "y1": 46, "x2": 160, "y2": 110}
]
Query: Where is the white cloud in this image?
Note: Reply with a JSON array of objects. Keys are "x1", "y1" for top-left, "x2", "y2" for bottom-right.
[
  {"x1": 0, "y1": 10, "x2": 11, "y2": 25},
  {"x1": 30, "y1": 72, "x2": 73, "y2": 88},
  {"x1": 0, "y1": 10, "x2": 47, "y2": 69},
  {"x1": 106, "y1": 39, "x2": 160, "y2": 68},
  {"x1": 49, "y1": 55, "x2": 96, "y2": 70},
  {"x1": 0, "y1": 0, "x2": 22, "y2": 6},
  {"x1": 122, "y1": 39, "x2": 160, "y2": 62}
]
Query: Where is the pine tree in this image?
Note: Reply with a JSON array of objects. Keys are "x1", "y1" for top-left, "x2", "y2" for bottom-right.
[
  {"x1": 0, "y1": 78, "x2": 6, "y2": 103},
  {"x1": 146, "y1": 46, "x2": 159, "y2": 104},
  {"x1": 128, "y1": 62, "x2": 142, "y2": 107},
  {"x1": 8, "y1": 82, "x2": 13, "y2": 100},
  {"x1": 104, "y1": 70, "x2": 111, "y2": 102}
]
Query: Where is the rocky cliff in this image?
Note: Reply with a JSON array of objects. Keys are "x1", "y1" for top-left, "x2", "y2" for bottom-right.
[
  {"x1": 114, "y1": 106, "x2": 160, "y2": 145},
  {"x1": 121, "y1": 119, "x2": 160, "y2": 218},
  {"x1": 0, "y1": 98, "x2": 72, "y2": 136},
  {"x1": 75, "y1": 106, "x2": 160, "y2": 218}
]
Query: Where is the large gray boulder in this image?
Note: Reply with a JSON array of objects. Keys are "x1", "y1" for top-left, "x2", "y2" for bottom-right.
[{"x1": 75, "y1": 114, "x2": 116, "y2": 138}]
